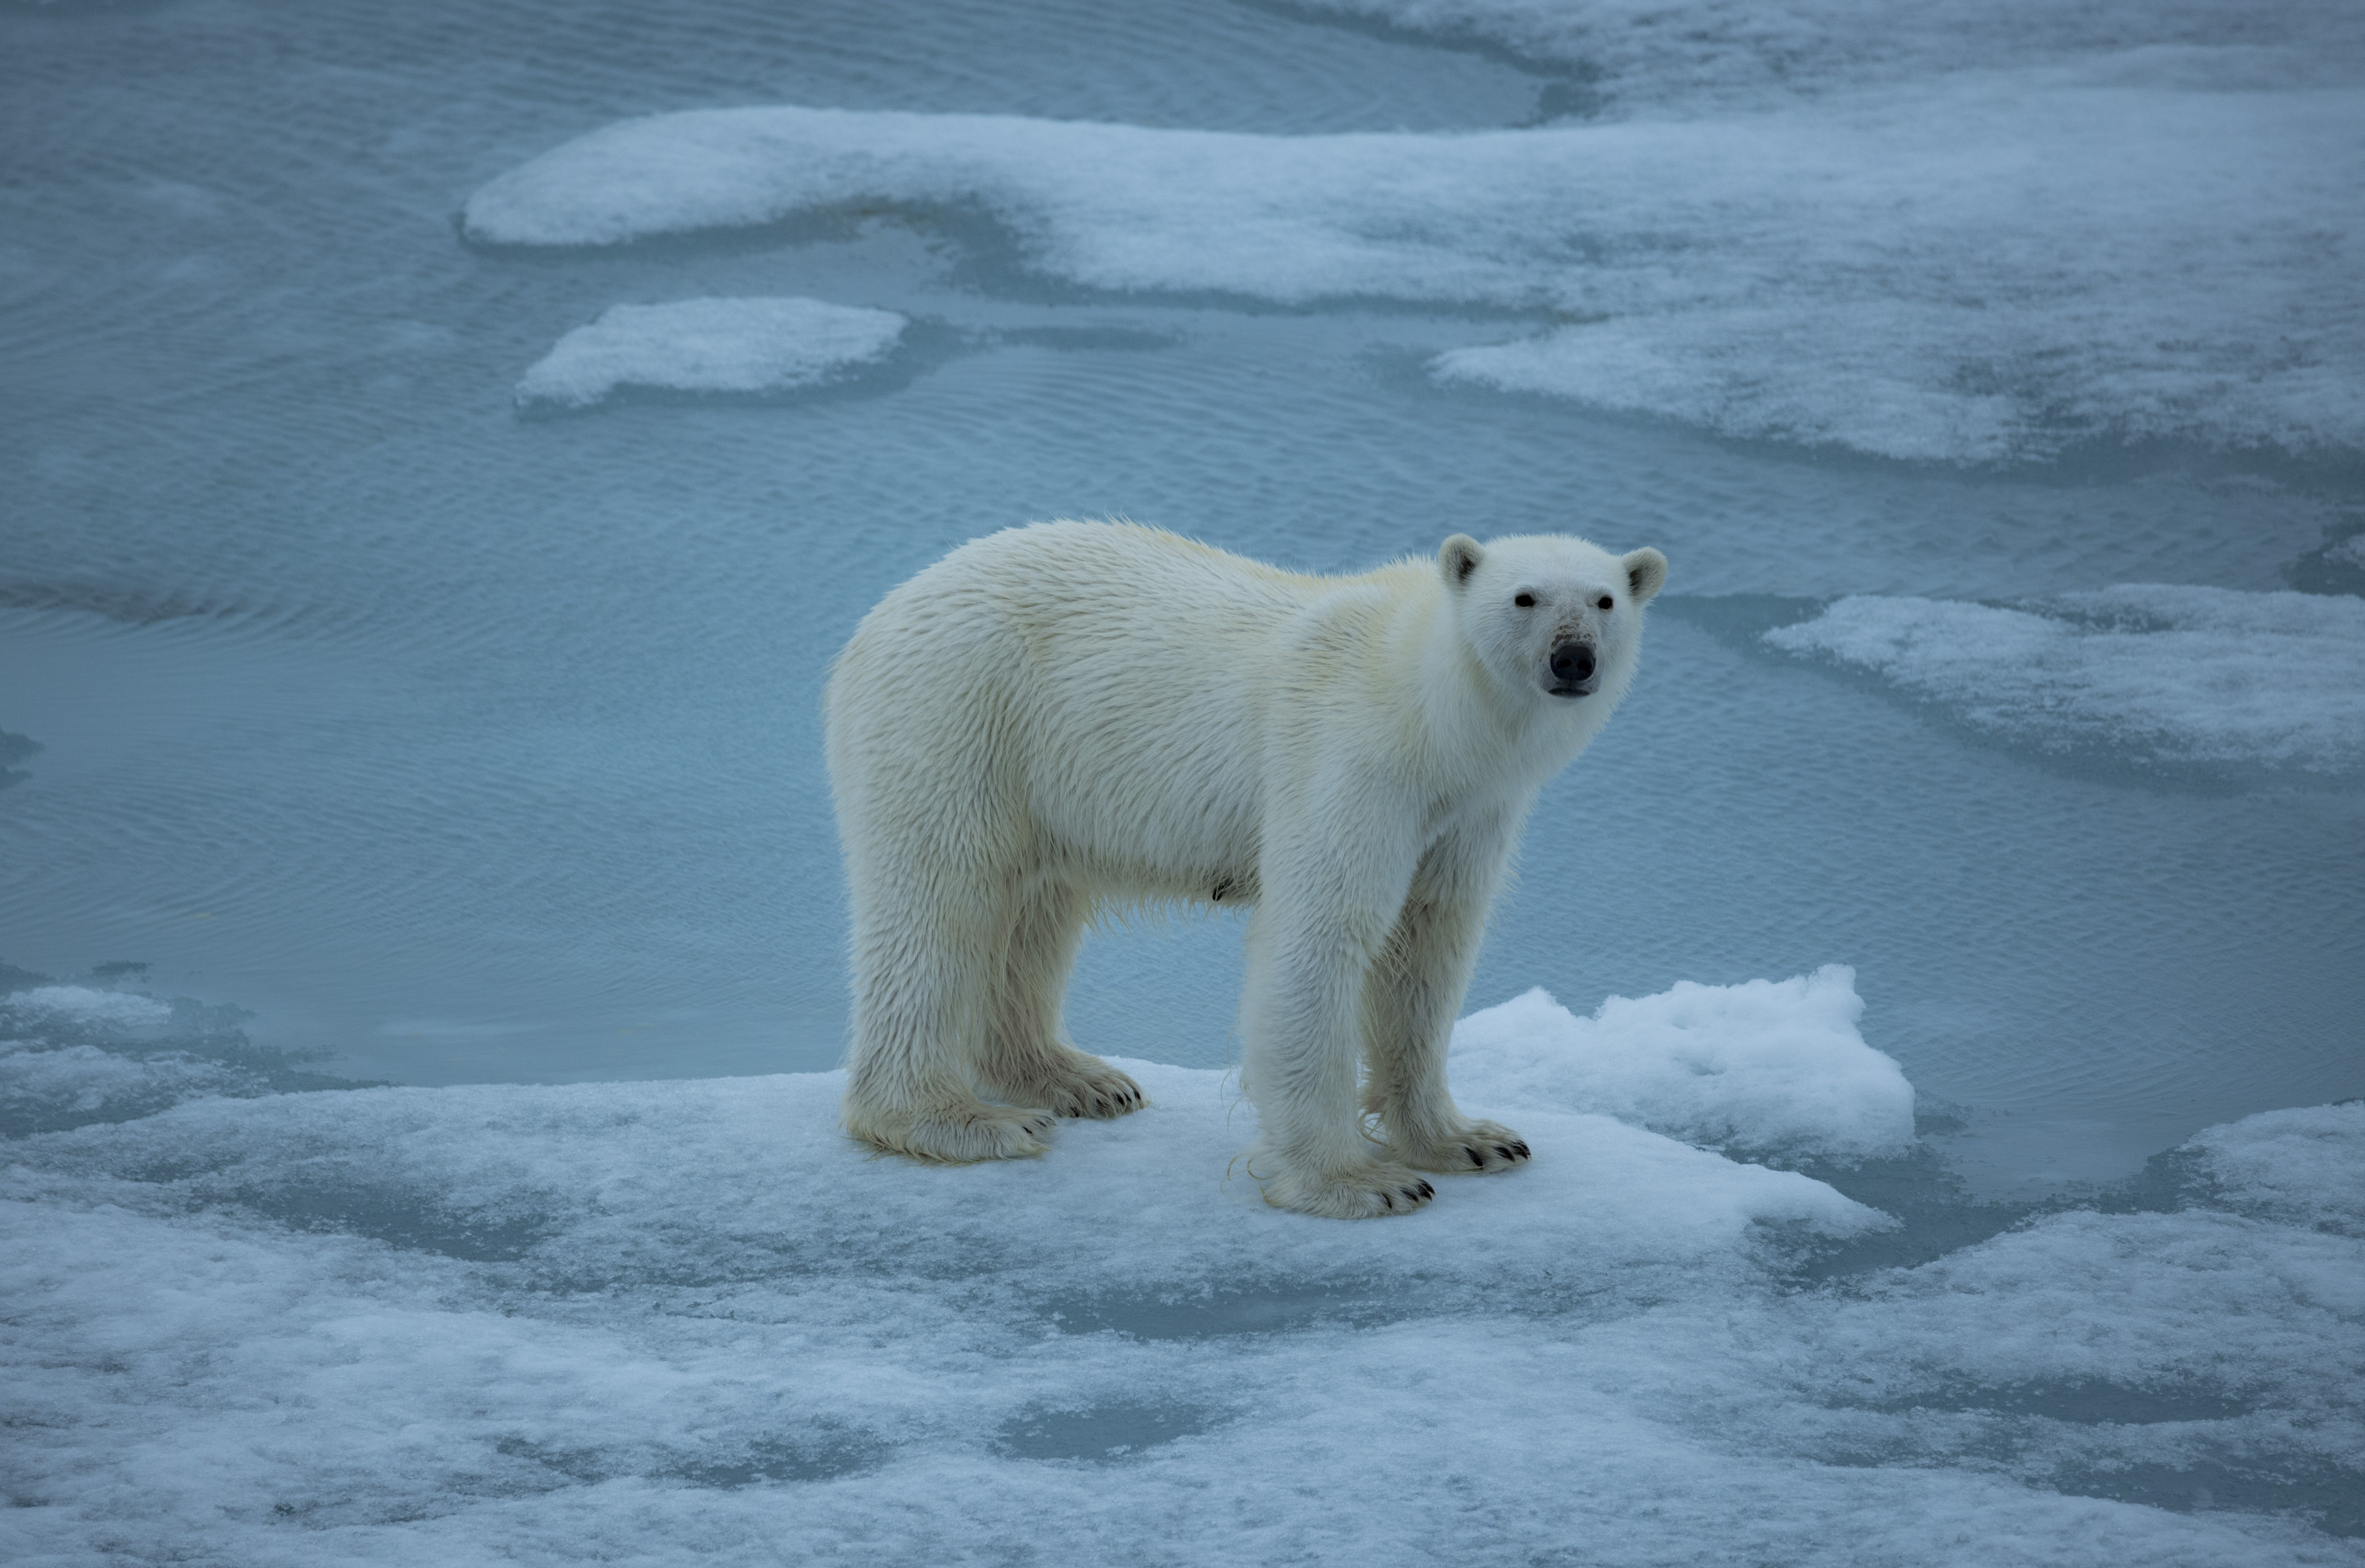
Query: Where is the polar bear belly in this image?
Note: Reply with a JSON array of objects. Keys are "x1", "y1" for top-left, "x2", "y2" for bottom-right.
[{"x1": 1006, "y1": 623, "x2": 1273, "y2": 904}]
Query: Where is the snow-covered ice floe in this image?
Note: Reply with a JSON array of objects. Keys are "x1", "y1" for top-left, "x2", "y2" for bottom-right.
[
  {"x1": 1766, "y1": 586, "x2": 2365, "y2": 772},
  {"x1": 464, "y1": 84, "x2": 2365, "y2": 461},
  {"x1": 514, "y1": 297, "x2": 906, "y2": 410},
  {"x1": 1454, "y1": 965, "x2": 1915, "y2": 1160},
  {"x1": 7, "y1": 969, "x2": 2362, "y2": 1563}
]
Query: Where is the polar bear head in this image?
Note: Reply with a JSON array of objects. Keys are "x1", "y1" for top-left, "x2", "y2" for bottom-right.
[{"x1": 1439, "y1": 533, "x2": 1667, "y2": 707}]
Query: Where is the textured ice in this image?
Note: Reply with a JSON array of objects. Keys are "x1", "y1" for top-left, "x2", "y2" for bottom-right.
[
  {"x1": 464, "y1": 84, "x2": 2365, "y2": 461},
  {"x1": 1298, "y1": 0, "x2": 2365, "y2": 110},
  {"x1": 514, "y1": 297, "x2": 906, "y2": 410},
  {"x1": 4, "y1": 975, "x2": 2360, "y2": 1564},
  {"x1": 1451, "y1": 965, "x2": 1915, "y2": 1159},
  {"x1": 12, "y1": 984, "x2": 173, "y2": 1031},
  {"x1": 2189, "y1": 1103, "x2": 2365, "y2": 1240},
  {"x1": 1765, "y1": 586, "x2": 2365, "y2": 772},
  {"x1": 1, "y1": 984, "x2": 359, "y2": 1139}
]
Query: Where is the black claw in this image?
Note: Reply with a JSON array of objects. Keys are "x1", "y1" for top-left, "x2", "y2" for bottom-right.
[
  {"x1": 1418, "y1": 1181, "x2": 1433, "y2": 1198},
  {"x1": 1468, "y1": 1147, "x2": 1484, "y2": 1167},
  {"x1": 1380, "y1": 1190, "x2": 1395, "y2": 1210},
  {"x1": 1494, "y1": 1145, "x2": 1514, "y2": 1161},
  {"x1": 1513, "y1": 1143, "x2": 1530, "y2": 1158}
]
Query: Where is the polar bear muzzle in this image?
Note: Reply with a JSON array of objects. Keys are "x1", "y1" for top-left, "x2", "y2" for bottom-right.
[{"x1": 1547, "y1": 639, "x2": 1598, "y2": 697}]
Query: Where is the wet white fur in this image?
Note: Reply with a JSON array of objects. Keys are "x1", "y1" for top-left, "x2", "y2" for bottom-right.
[{"x1": 826, "y1": 520, "x2": 1667, "y2": 1217}]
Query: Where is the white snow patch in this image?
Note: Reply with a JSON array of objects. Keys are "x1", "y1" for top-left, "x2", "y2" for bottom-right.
[
  {"x1": 2191, "y1": 1101, "x2": 2365, "y2": 1242},
  {"x1": 1765, "y1": 585, "x2": 2365, "y2": 770},
  {"x1": 0, "y1": 989, "x2": 237, "y2": 1133},
  {"x1": 0, "y1": 1043, "x2": 234, "y2": 1125},
  {"x1": 515, "y1": 297, "x2": 906, "y2": 409},
  {"x1": 10, "y1": 984, "x2": 173, "y2": 1030},
  {"x1": 464, "y1": 83, "x2": 2365, "y2": 462},
  {"x1": 1452, "y1": 965, "x2": 1915, "y2": 1159}
]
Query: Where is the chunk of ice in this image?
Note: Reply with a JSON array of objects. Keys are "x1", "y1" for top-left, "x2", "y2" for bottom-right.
[
  {"x1": 514, "y1": 297, "x2": 907, "y2": 410},
  {"x1": 2191, "y1": 1102, "x2": 2365, "y2": 1241},
  {"x1": 10, "y1": 984, "x2": 173, "y2": 1030},
  {"x1": 1765, "y1": 586, "x2": 2365, "y2": 771},
  {"x1": 1452, "y1": 965, "x2": 1915, "y2": 1159}
]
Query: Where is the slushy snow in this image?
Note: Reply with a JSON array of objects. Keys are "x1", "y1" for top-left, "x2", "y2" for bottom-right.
[
  {"x1": 515, "y1": 297, "x2": 906, "y2": 409},
  {"x1": 5, "y1": 973, "x2": 2361, "y2": 1564},
  {"x1": 1766, "y1": 586, "x2": 2365, "y2": 772},
  {"x1": 464, "y1": 83, "x2": 2365, "y2": 461}
]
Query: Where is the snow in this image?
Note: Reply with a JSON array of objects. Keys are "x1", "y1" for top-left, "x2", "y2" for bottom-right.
[
  {"x1": 1451, "y1": 965, "x2": 1915, "y2": 1159},
  {"x1": 1297, "y1": 0, "x2": 2365, "y2": 112},
  {"x1": 2, "y1": 987, "x2": 341, "y2": 1138},
  {"x1": 12, "y1": 984, "x2": 173, "y2": 1031},
  {"x1": 1, "y1": 989, "x2": 202, "y2": 1134},
  {"x1": 1764, "y1": 586, "x2": 2365, "y2": 772},
  {"x1": 2190, "y1": 1102, "x2": 2365, "y2": 1242},
  {"x1": 514, "y1": 297, "x2": 907, "y2": 410},
  {"x1": 5, "y1": 975, "x2": 2360, "y2": 1564},
  {"x1": 464, "y1": 82, "x2": 2365, "y2": 461}
]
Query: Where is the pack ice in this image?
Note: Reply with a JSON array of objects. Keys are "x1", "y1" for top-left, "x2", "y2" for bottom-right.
[
  {"x1": 465, "y1": 85, "x2": 2365, "y2": 462},
  {"x1": 1768, "y1": 587, "x2": 2365, "y2": 773},
  {"x1": 5, "y1": 972, "x2": 2360, "y2": 1564},
  {"x1": 514, "y1": 297, "x2": 907, "y2": 411}
]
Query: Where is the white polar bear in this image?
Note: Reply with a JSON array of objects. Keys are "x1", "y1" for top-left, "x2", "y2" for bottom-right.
[{"x1": 826, "y1": 520, "x2": 1667, "y2": 1218}]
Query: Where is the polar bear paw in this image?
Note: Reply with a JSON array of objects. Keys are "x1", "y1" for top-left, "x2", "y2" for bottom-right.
[
  {"x1": 848, "y1": 1099, "x2": 1058, "y2": 1163},
  {"x1": 1254, "y1": 1159, "x2": 1437, "y2": 1219},
  {"x1": 981, "y1": 1051, "x2": 1147, "y2": 1121},
  {"x1": 1392, "y1": 1118, "x2": 1532, "y2": 1175}
]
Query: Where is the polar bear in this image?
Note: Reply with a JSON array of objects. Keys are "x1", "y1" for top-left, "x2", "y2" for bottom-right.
[{"x1": 826, "y1": 520, "x2": 1666, "y2": 1217}]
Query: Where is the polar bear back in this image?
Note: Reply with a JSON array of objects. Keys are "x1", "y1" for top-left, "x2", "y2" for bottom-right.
[{"x1": 826, "y1": 520, "x2": 1434, "y2": 900}]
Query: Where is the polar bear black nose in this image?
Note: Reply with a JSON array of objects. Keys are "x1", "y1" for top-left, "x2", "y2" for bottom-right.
[{"x1": 1550, "y1": 641, "x2": 1596, "y2": 686}]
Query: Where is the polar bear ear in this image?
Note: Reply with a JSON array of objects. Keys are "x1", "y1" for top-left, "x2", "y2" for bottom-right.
[
  {"x1": 1622, "y1": 547, "x2": 1668, "y2": 606},
  {"x1": 1440, "y1": 535, "x2": 1485, "y2": 589}
]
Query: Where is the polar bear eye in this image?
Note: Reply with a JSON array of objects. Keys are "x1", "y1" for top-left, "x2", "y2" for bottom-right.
[
  {"x1": 1514, "y1": 593, "x2": 1535, "y2": 608},
  {"x1": 1596, "y1": 595, "x2": 1615, "y2": 611}
]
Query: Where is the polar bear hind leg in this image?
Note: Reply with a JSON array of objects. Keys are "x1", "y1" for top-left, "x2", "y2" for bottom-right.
[
  {"x1": 840, "y1": 861, "x2": 1062, "y2": 1163},
  {"x1": 975, "y1": 876, "x2": 1145, "y2": 1119}
]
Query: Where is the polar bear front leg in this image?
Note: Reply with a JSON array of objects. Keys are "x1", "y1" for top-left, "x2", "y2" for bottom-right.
[
  {"x1": 1239, "y1": 866, "x2": 1438, "y2": 1219},
  {"x1": 1361, "y1": 829, "x2": 1532, "y2": 1175}
]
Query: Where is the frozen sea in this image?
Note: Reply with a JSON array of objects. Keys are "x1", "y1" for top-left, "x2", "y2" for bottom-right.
[{"x1": 2, "y1": 0, "x2": 2361, "y2": 1562}]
